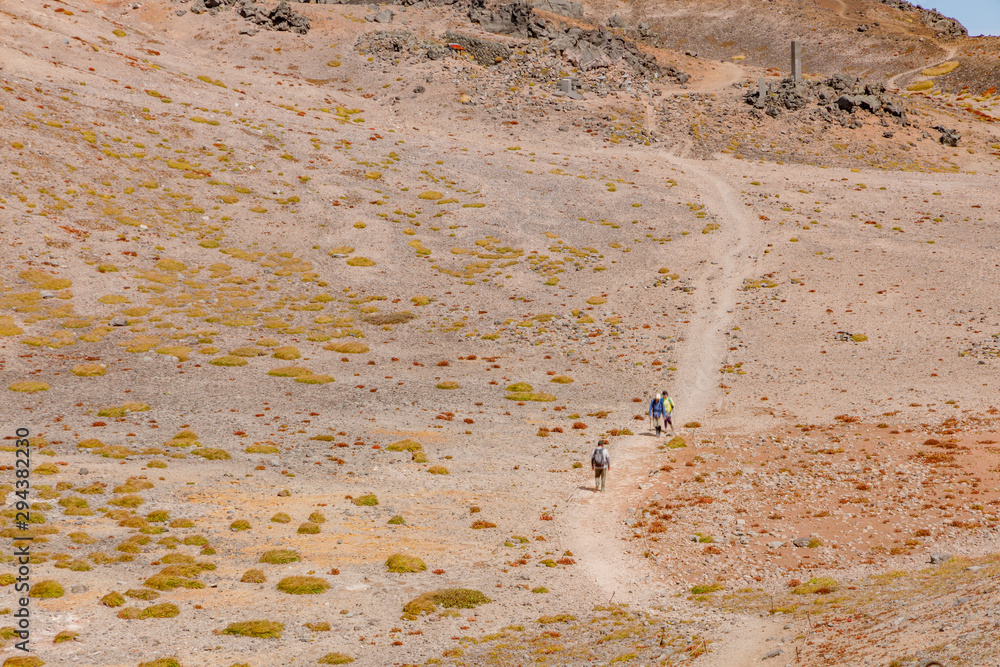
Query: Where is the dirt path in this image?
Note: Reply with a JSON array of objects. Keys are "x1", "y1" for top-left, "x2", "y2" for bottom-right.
[
  {"x1": 886, "y1": 42, "x2": 957, "y2": 91},
  {"x1": 562, "y1": 149, "x2": 769, "y2": 630}
]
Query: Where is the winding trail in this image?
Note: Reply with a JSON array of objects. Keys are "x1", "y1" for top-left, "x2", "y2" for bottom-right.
[
  {"x1": 886, "y1": 42, "x2": 957, "y2": 92},
  {"x1": 563, "y1": 150, "x2": 780, "y2": 662}
]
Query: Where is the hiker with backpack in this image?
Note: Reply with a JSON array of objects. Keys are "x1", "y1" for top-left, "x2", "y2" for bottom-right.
[
  {"x1": 591, "y1": 439, "x2": 610, "y2": 492},
  {"x1": 662, "y1": 390, "x2": 676, "y2": 434},
  {"x1": 648, "y1": 393, "x2": 665, "y2": 437}
]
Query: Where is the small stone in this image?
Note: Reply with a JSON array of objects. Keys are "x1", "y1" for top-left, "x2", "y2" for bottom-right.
[
  {"x1": 792, "y1": 537, "x2": 811, "y2": 548},
  {"x1": 930, "y1": 552, "x2": 952, "y2": 564},
  {"x1": 78, "y1": 468, "x2": 89, "y2": 475},
  {"x1": 175, "y1": 9, "x2": 186, "y2": 15},
  {"x1": 413, "y1": 85, "x2": 425, "y2": 94},
  {"x1": 70, "y1": 585, "x2": 89, "y2": 594},
  {"x1": 558, "y1": 125, "x2": 569, "y2": 131},
  {"x1": 768, "y1": 541, "x2": 784, "y2": 549},
  {"x1": 40, "y1": 290, "x2": 55, "y2": 299},
  {"x1": 762, "y1": 648, "x2": 783, "y2": 660},
  {"x1": 111, "y1": 316, "x2": 127, "y2": 326},
  {"x1": 277, "y1": 489, "x2": 291, "y2": 497}
]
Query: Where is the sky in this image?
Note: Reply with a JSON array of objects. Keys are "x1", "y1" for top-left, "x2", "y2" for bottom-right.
[{"x1": 925, "y1": 0, "x2": 1000, "y2": 36}]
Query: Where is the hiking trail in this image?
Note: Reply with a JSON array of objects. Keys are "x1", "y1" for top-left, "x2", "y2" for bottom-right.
[{"x1": 563, "y1": 152, "x2": 779, "y2": 663}]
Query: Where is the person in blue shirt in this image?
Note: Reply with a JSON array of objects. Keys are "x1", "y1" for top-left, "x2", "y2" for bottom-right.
[{"x1": 648, "y1": 392, "x2": 665, "y2": 436}]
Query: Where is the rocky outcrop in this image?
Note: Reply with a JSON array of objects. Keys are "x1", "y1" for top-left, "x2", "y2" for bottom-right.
[
  {"x1": 236, "y1": 0, "x2": 311, "y2": 33},
  {"x1": 188, "y1": 0, "x2": 310, "y2": 32},
  {"x1": 878, "y1": 0, "x2": 967, "y2": 38},
  {"x1": 468, "y1": 0, "x2": 547, "y2": 37},
  {"x1": 747, "y1": 74, "x2": 908, "y2": 126},
  {"x1": 532, "y1": 0, "x2": 582, "y2": 19},
  {"x1": 932, "y1": 125, "x2": 960, "y2": 146},
  {"x1": 442, "y1": 31, "x2": 512, "y2": 66}
]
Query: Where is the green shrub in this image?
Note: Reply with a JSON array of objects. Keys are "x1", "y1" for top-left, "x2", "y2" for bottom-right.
[
  {"x1": 386, "y1": 554, "x2": 426, "y2": 573},
  {"x1": 220, "y1": 620, "x2": 283, "y2": 638},
  {"x1": 101, "y1": 591, "x2": 126, "y2": 607},
  {"x1": 505, "y1": 392, "x2": 556, "y2": 402},
  {"x1": 241, "y1": 569, "x2": 266, "y2": 583},
  {"x1": 791, "y1": 577, "x2": 839, "y2": 595},
  {"x1": 354, "y1": 494, "x2": 378, "y2": 506},
  {"x1": 137, "y1": 659, "x2": 182, "y2": 667},
  {"x1": 259, "y1": 549, "x2": 299, "y2": 564},
  {"x1": 690, "y1": 583, "x2": 723, "y2": 594},
  {"x1": 29, "y1": 580, "x2": 64, "y2": 598},
  {"x1": 109, "y1": 495, "x2": 144, "y2": 508},
  {"x1": 276, "y1": 576, "x2": 328, "y2": 595},
  {"x1": 386, "y1": 440, "x2": 422, "y2": 452},
  {"x1": 318, "y1": 654, "x2": 354, "y2": 665},
  {"x1": 118, "y1": 603, "x2": 179, "y2": 619},
  {"x1": 304, "y1": 621, "x2": 331, "y2": 632},
  {"x1": 387, "y1": 515, "x2": 405, "y2": 525},
  {"x1": 125, "y1": 589, "x2": 159, "y2": 601},
  {"x1": 308, "y1": 511, "x2": 326, "y2": 524},
  {"x1": 297, "y1": 522, "x2": 320, "y2": 534},
  {"x1": 537, "y1": 613, "x2": 575, "y2": 624},
  {"x1": 427, "y1": 466, "x2": 449, "y2": 475},
  {"x1": 193, "y1": 448, "x2": 231, "y2": 461},
  {"x1": 270, "y1": 512, "x2": 291, "y2": 523},
  {"x1": 402, "y1": 589, "x2": 491, "y2": 619}
]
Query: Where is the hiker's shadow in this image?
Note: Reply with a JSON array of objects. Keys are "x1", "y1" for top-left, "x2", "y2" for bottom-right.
[{"x1": 577, "y1": 485, "x2": 601, "y2": 493}]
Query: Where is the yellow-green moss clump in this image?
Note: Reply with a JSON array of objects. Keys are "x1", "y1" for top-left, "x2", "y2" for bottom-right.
[
  {"x1": 72, "y1": 363, "x2": 107, "y2": 377},
  {"x1": 295, "y1": 374, "x2": 334, "y2": 384},
  {"x1": 427, "y1": 466, "x2": 449, "y2": 475},
  {"x1": 402, "y1": 589, "x2": 491, "y2": 620},
  {"x1": 308, "y1": 511, "x2": 326, "y2": 524},
  {"x1": 246, "y1": 443, "x2": 280, "y2": 454},
  {"x1": 272, "y1": 346, "x2": 300, "y2": 360},
  {"x1": 506, "y1": 392, "x2": 556, "y2": 402},
  {"x1": 270, "y1": 512, "x2": 291, "y2": 523},
  {"x1": 210, "y1": 355, "x2": 247, "y2": 367},
  {"x1": 3, "y1": 656, "x2": 47, "y2": 667},
  {"x1": 9, "y1": 381, "x2": 50, "y2": 393},
  {"x1": 550, "y1": 375, "x2": 573, "y2": 384},
  {"x1": 137, "y1": 659, "x2": 182, "y2": 667},
  {"x1": 353, "y1": 494, "x2": 378, "y2": 506},
  {"x1": 220, "y1": 620, "x2": 283, "y2": 638},
  {"x1": 230, "y1": 519, "x2": 251, "y2": 531},
  {"x1": 259, "y1": 549, "x2": 299, "y2": 564},
  {"x1": 268, "y1": 366, "x2": 313, "y2": 378},
  {"x1": 297, "y1": 522, "x2": 320, "y2": 534},
  {"x1": 101, "y1": 591, "x2": 126, "y2": 607},
  {"x1": 791, "y1": 577, "x2": 839, "y2": 595},
  {"x1": 276, "y1": 576, "x2": 328, "y2": 595},
  {"x1": 29, "y1": 580, "x2": 64, "y2": 598},
  {"x1": 241, "y1": 569, "x2": 266, "y2": 583},
  {"x1": 318, "y1": 654, "x2": 354, "y2": 665},
  {"x1": 117, "y1": 603, "x2": 180, "y2": 619},
  {"x1": 0, "y1": 316, "x2": 24, "y2": 337},
  {"x1": 20, "y1": 268, "x2": 71, "y2": 290},
  {"x1": 346, "y1": 257, "x2": 375, "y2": 267},
  {"x1": 192, "y1": 448, "x2": 231, "y2": 461},
  {"x1": 386, "y1": 554, "x2": 426, "y2": 573},
  {"x1": 387, "y1": 440, "x2": 422, "y2": 452},
  {"x1": 436, "y1": 381, "x2": 459, "y2": 390},
  {"x1": 324, "y1": 341, "x2": 368, "y2": 354}
]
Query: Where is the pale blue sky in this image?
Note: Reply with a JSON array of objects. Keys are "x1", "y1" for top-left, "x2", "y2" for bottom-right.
[{"x1": 925, "y1": 0, "x2": 1000, "y2": 36}]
